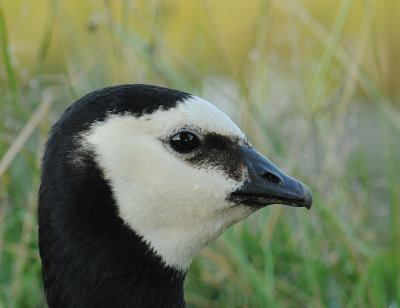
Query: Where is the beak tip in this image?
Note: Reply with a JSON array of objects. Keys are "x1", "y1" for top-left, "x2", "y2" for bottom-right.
[{"x1": 302, "y1": 184, "x2": 313, "y2": 210}]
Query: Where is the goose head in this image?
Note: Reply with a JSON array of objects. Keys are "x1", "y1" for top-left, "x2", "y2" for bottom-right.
[{"x1": 38, "y1": 84, "x2": 311, "y2": 307}]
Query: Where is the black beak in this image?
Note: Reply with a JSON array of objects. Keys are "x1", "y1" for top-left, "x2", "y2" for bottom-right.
[{"x1": 230, "y1": 146, "x2": 312, "y2": 209}]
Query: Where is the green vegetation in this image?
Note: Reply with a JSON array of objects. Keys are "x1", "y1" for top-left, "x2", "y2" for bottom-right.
[{"x1": 1, "y1": 0, "x2": 399, "y2": 307}]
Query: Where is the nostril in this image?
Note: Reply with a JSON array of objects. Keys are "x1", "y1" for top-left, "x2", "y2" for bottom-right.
[{"x1": 261, "y1": 172, "x2": 283, "y2": 185}]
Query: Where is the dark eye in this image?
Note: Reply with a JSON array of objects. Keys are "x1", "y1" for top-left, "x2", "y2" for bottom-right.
[{"x1": 170, "y1": 132, "x2": 201, "y2": 153}]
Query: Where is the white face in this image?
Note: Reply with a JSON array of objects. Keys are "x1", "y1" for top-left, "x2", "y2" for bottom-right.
[{"x1": 83, "y1": 96, "x2": 255, "y2": 271}]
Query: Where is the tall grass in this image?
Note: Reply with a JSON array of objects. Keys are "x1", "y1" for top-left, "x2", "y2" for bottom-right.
[{"x1": 1, "y1": 0, "x2": 399, "y2": 307}]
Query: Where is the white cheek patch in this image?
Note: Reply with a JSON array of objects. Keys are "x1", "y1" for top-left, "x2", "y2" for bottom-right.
[{"x1": 83, "y1": 97, "x2": 254, "y2": 271}]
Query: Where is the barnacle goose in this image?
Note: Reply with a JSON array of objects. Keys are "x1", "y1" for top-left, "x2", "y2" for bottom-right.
[{"x1": 38, "y1": 84, "x2": 312, "y2": 307}]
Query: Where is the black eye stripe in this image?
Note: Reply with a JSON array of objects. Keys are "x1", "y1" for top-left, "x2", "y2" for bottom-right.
[
  {"x1": 186, "y1": 133, "x2": 247, "y2": 181},
  {"x1": 170, "y1": 132, "x2": 201, "y2": 153},
  {"x1": 168, "y1": 131, "x2": 249, "y2": 181}
]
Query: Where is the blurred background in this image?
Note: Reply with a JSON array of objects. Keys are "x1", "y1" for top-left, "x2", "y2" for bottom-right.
[{"x1": 1, "y1": 0, "x2": 399, "y2": 307}]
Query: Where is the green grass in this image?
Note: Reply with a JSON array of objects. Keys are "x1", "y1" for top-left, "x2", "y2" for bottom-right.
[{"x1": 1, "y1": 1, "x2": 399, "y2": 307}]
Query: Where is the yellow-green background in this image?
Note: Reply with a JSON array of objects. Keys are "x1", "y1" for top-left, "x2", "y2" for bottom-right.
[{"x1": 1, "y1": 0, "x2": 399, "y2": 307}]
